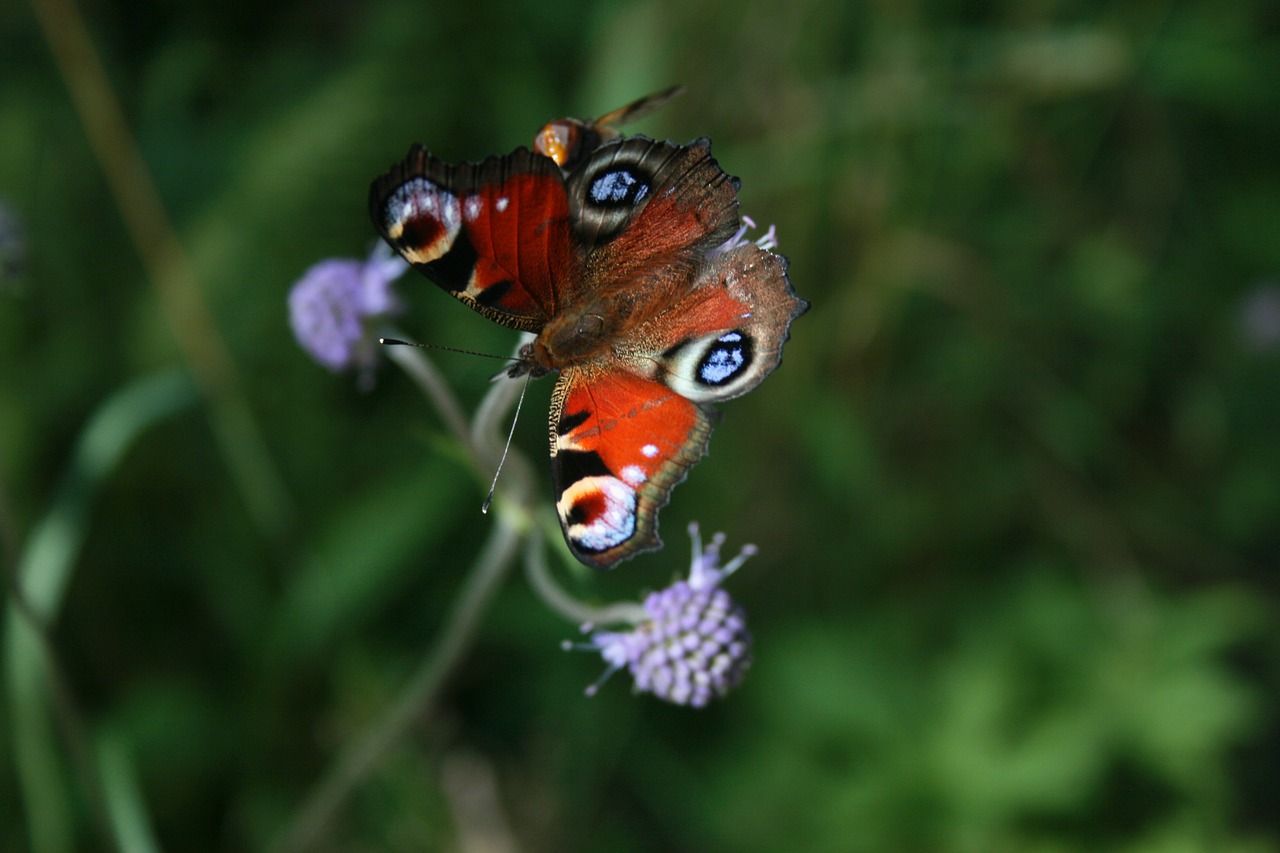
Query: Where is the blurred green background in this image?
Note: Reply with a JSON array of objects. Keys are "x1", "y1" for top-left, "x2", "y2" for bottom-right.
[{"x1": 3, "y1": 0, "x2": 1279, "y2": 850}]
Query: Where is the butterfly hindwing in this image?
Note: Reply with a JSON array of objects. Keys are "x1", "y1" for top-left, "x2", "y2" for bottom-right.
[
  {"x1": 638, "y1": 242, "x2": 806, "y2": 404},
  {"x1": 370, "y1": 145, "x2": 579, "y2": 331},
  {"x1": 543, "y1": 242, "x2": 805, "y2": 566},
  {"x1": 549, "y1": 365, "x2": 715, "y2": 567}
]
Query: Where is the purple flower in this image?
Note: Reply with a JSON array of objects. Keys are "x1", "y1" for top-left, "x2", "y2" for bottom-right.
[
  {"x1": 711, "y1": 214, "x2": 779, "y2": 256},
  {"x1": 1239, "y1": 282, "x2": 1280, "y2": 352},
  {"x1": 0, "y1": 200, "x2": 25, "y2": 288},
  {"x1": 288, "y1": 243, "x2": 409, "y2": 378},
  {"x1": 571, "y1": 523, "x2": 756, "y2": 707}
]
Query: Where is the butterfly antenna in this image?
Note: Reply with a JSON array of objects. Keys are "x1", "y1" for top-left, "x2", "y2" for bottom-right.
[
  {"x1": 481, "y1": 371, "x2": 532, "y2": 514},
  {"x1": 379, "y1": 337, "x2": 519, "y2": 365}
]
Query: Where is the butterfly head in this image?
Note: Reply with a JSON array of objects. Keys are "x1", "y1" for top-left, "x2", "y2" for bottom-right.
[{"x1": 500, "y1": 342, "x2": 550, "y2": 380}]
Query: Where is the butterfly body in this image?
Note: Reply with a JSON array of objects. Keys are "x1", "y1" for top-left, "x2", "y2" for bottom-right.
[{"x1": 371, "y1": 116, "x2": 805, "y2": 568}]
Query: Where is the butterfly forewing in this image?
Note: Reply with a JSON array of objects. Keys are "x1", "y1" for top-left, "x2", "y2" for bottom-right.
[
  {"x1": 370, "y1": 145, "x2": 579, "y2": 331},
  {"x1": 566, "y1": 137, "x2": 738, "y2": 258},
  {"x1": 529, "y1": 138, "x2": 751, "y2": 375}
]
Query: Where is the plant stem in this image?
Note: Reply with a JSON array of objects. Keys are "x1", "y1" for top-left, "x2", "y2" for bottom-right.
[
  {"x1": 381, "y1": 333, "x2": 473, "y2": 453},
  {"x1": 273, "y1": 513, "x2": 523, "y2": 852},
  {"x1": 5, "y1": 369, "x2": 196, "y2": 853},
  {"x1": 28, "y1": 0, "x2": 294, "y2": 542},
  {"x1": 275, "y1": 342, "x2": 534, "y2": 850},
  {"x1": 523, "y1": 534, "x2": 646, "y2": 626}
]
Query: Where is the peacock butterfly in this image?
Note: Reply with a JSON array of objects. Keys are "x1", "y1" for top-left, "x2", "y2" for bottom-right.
[{"x1": 369, "y1": 95, "x2": 807, "y2": 568}]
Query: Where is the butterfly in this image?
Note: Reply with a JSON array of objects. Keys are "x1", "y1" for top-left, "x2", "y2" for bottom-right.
[{"x1": 369, "y1": 95, "x2": 807, "y2": 568}]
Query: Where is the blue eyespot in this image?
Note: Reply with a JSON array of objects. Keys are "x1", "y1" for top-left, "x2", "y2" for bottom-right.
[
  {"x1": 697, "y1": 331, "x2": 751, "y2": 386},
  {"x1": 589, "y1": 169, "x2": 649, "y2": 205}
]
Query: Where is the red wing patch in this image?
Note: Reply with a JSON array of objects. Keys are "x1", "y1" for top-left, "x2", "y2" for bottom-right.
[
  {"x1": 548, "y1": 366, "x2": 714, "y2": 568},
  {"x1": 370, "y1": 146, "x2": 579, "y2": 331}
]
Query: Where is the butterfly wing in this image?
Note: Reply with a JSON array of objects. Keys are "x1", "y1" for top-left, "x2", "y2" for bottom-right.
[
  {"x1": 549, "y1": 365, "x2": 715, "y2": 567},
  {"x1": 369, "y1": 145, "x2": 580, "y2": 331},
  {"x1": 591, "y1": 86, "x2": 686, "y2": 134},
  {"x1": 565, "y1": 136, "x2": 739, "y2": 258},
  {"x1": 550, "y1": 244, "x2": 807, "y2": 568},
  {"x1": 527, "y1": 136, "x2": 747, "y2": 372},
  {"x1": 632, "y1": 242, "x2": 808, "y2": 403}
]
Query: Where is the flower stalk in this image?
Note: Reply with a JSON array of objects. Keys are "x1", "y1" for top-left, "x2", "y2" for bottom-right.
[{"x1": 279, "y1": 213, "x2": 768, "y2": 839}]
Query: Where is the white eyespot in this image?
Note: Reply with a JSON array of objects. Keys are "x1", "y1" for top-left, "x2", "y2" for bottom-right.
[
  {"x1": 496, "y1": 197, "x2": 509, "y2": 212},
  {"x1": 621, "y1": 465, "x2": 647, "y2": 486},
  {"x1": 383, "y1": 178, "x2": 461, "y2": 264},
  {"x1": 641, "y1": 444, "x2": 659, "y2": 458},
  {"x1": 464, "y1": 196, "x2": 482, "y2": 221},
  {"x1": 558, "y1": 476, "x2": 637, "y2": 552}
]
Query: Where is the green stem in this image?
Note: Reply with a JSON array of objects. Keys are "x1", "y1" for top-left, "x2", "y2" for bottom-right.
[
  {"x1": 273, "y1": 513, "x2": 524, "y2": 852},
  {"x1": 97, "y1": 735, "x2": 163, "y2": 853},
  {"x1": 523, "y1": 534, "x2": 646, "y2": 627},
  {"x1": 5, "y1": 369, "x2": 197, "y2": 853},
  {"x1": 275, "y1": 343, "x2": 534, "y2": 850},
  {"x1": 28, "y1": 0, "x2": 294, "y2": 543},
  {"x1": 381, "y1": 332, "x2": 473, "y2": 453}
]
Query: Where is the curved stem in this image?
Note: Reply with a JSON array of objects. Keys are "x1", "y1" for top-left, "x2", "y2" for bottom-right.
[
  {"x1": 381, "y1": 333, "x2": 472, "y2": 453},
  {"x1": 273, "y1": 513, "x2": 524, "y2": 852},
  {"x1": 28, "y1": 0, "x2": 294, "y2": 542},
  {"x1": 382, "y1": 335, "x2": 536, "y2": 513},
  {"x1": 276, "y1": 340, "x2": 536, "y2": 851},
  {"x1": 6, "y1": 369, "x2": 196, "y2": 853},
  {"x1": 522, "y1": 533, "x2": 646, "y2": 627}
]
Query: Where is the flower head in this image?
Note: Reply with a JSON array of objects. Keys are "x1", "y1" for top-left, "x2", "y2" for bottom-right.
[
  {"x1": 570, "y1": 523, "x2": 757, "y2": 707},
  {"x1": 288, "y1": 242, "x2": 409, "y2": 381},
  {"x1": 711, "y1": 215, "x2": 779, "y2": 257},
  {"x1": 0, "y1": 200, "x2": 25, "y2": 290},
  {"x1": 1239, "y1": 282, "x2": 1280, "y2": 352}
]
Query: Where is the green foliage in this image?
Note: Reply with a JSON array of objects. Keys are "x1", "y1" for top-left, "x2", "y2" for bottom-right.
[{"x1": 2, "y1": 0, "x2": 1278, "y2": 850}]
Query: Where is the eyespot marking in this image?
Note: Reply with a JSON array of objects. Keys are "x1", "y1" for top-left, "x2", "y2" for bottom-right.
[
  {"x1": 697, "y1": 331, "x2": 751, "y2": 386},
  {"x1": 383, "y1": 178, "x2": 462, "y2": 264},
  {"x1": 589, "y1": 169, "x2": 649, "y2": 206},
  {"x1": 558, "y1": 476, "x2": 637, "y2": 552}
]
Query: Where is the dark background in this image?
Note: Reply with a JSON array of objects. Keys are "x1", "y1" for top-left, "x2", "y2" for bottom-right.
[{"x1": 2, "y1": 0, "x2": 1278, "y2": 850}]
